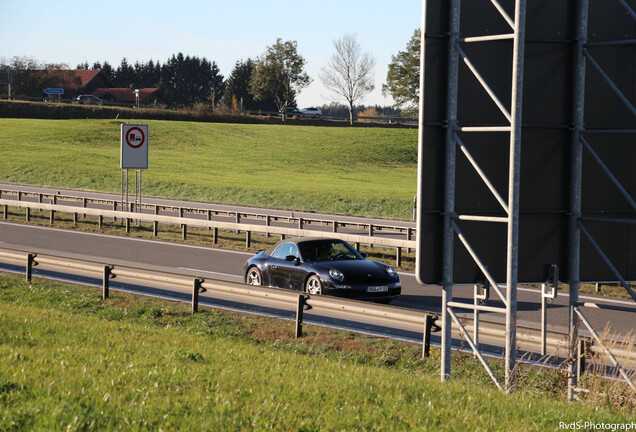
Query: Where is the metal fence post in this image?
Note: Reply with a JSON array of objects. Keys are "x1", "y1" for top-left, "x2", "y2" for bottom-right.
[
  {"x1": 25, "y1": 207, "x2": 30, "y2": 222},
  {"x1": 98, "y1": 215, "x2": 103, "y2": 228},
  {"x1": 103, "y1": 265, "x2": 113, "y2": 300},
  {"x1": 26, "y1": 253, "x2": 36, "y2": 283},
  {"x1": 213, "y1": 227, "x2": 218, "y2": 244},
  {"x1": 576, "y1": 339, "x2": 589, "y2": 383},
  {"x1": 422, "y1": 315, "x2": 433, "y2": 358},
  {"x1": 125, "y1": 217, "x2": 130, "y2": 233},
  {"x1": 396, "y1": 247, "x2": 402, "y2": 267},
  {"x1": 295, "y1": 294, "x2": 306, "y2": 338},
  {"x1": 154, "y1": 205, "x2": 159, "y2": 236},
  {"x1": 2, "y1": 204, "x2": 6, "y2": 219},
  {"x1": 246, "y1": 231, "x2": 251, "y2": 248},
  {"x1": 192, "y1": 278, "x2": 203, "y2": 314}
]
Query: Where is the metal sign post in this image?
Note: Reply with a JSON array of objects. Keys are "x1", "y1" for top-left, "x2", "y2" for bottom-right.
[{"x1": 120, "y1": 124, "x2": 149, "y2": 224}]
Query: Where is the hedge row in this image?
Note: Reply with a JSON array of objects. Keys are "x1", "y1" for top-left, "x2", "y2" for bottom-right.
[{"x1": 0, "y1": 100, "x2": 416, "y2": 128}]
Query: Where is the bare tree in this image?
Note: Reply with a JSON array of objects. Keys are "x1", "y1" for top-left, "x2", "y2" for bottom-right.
[{"x1": 320, "y1": 34, "x2": 376, "y2": 125}]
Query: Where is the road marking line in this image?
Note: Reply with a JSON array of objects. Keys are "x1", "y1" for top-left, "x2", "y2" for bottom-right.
[{"x1": 178, "y1": 267, "x2": 242, "y2": 279}]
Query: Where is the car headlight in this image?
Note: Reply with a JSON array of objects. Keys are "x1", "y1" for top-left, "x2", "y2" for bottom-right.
[
  {"x1": 329, "y1": 268, "x2": 345, "y2": 282},
  {"x1": 385, "y1": 266, "x2": 398, "y2": 279}
]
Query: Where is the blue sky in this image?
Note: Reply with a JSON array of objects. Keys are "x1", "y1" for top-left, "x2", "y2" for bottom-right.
[{"x1": 0, "y1": 0, "x2": 422, "y2": 108}]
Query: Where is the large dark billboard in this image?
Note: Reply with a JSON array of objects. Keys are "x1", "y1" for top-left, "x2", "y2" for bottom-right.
[{"x1": 417, "y1": 0, "x2": 636, "y2": 284}]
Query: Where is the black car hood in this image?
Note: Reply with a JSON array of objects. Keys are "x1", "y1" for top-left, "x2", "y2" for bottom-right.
[{"x1": 313, "y1": 259, "x2": 396, "y2": 283}]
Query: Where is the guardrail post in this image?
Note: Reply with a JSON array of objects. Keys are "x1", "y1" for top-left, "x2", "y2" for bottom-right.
[
  {"x1": 295, "y1": 294, "x2": 306, "y2": 338},
  {"x1": 103, "y1": 265, "x2": 113, "y2": 300},
  {"x1": 266, "y1": 215, "x2": 271, "y2": 238},
  {"x1": 49, "y1": 209, "x2": 55, "y2": 224},
  {"x1": 98, "y1": 215, "x2": 103, "y2": 228},
  {"x1": 125, "y1": 217, "x2": 130, "y2": 233},
  {"x1": 26, "y1": 253, "x2": 36, "y2": 283},
  {"x1": 407, "y1": 228, "x2": 413, "y2": 253},
  {"x1": 333, "y1": 221, "x2": 338, "y2": 233},
  {"x1": 396, "y1": 247, "x2": 402, "y2": 267},
  {"x1": 423, "y1": 315, "x2": 433, "y2": 358},
  {"x1": 25, "y1": 207, "x2": 30, "y2": 222},
  {"x1": 213, "y1": 227, "x2": 218, "y2": 244},
  {"x1": 180, "y1": 208, "x2": 187, "y2": 239},
  {"x1": 3, "y1": 204, "x2": 7, "y2": 219},
  {"x1": 192, "y1": 278, "x2": 203, "y2": 314},
  {"x1": 246, "y1": 231, "x2": 251, "y2": 248},
  {"x1": 576, "y1": 339, "x2": 590, "y2": 382},
  {"x1": 113, "y1": 201, "x2": 117, "y2": 221},
  {"x1": 207, "y1": 210, "x2": 212, "y2": 231},
  {"x1": 73, "y1": 212, "x2": 78, "y2": 225},
  {"x1": 153, "y1": 205, "x2": 159, "y2": 236},
  {"x1": 18, "y1": 191, "x2": 22, "y2": 202},
  {"x1": 83, "y1": 198, "x2": 87, "y2": 218},
  {"x1": 298, "y1": 218, "x2": 303, "y2": 229},
  {"x1": 235, "y1": 213, "x2": 241, "y2": 233},
  {"x1": 38, "y1": 193, "x2": 43, "y2": 203}
]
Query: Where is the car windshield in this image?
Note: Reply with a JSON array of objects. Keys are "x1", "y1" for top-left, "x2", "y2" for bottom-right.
[{"x1": 298, "y1": 240, "x2": 363, "y2": 262}]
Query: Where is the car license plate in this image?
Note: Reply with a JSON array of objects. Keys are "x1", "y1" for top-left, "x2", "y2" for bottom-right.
[{"x1": 367, "y1": 286, "x2": 389, "y2": 293}]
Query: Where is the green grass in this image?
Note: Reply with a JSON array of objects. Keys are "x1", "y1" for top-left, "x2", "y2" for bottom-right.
[
  {"x1": 0, "y1": 118, "x2": 417, "y2": 220},
  {"x1": 0, "y1": 273, "x2": 633, "y2": 431}
]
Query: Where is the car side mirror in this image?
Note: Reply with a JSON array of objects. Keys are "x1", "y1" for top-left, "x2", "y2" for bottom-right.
[{"x1": 285, "y1": 255, "x2": 300, "y2": 264}]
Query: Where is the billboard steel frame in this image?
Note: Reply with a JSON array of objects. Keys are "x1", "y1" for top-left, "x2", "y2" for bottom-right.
[
  {"x1": 418, "y1": 0, "x2": 528, "y2": 393},
  {"x1": 568, "y1": 0, "x2": 636, "y2": 400}
]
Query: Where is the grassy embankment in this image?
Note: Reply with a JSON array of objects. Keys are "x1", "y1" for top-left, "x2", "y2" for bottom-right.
[
  {"x1": 0, "y1": 118, "x2": 417, "y2": 220},
  {"x1": 1, "y1": 273, "x2": 634, "y2": 431}
]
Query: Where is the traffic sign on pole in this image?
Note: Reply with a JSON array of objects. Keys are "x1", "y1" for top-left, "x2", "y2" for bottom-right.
[
  {"x1": 43, "y1": 88, "x2": 64, "y2": 95},
  {"x1": 121, "y1": 124, "x2": 148, "y2": 169}
]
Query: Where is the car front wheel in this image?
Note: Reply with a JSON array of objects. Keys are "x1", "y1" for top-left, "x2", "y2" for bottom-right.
[
  {"x1": 246, "y1": 267, "x2": 262, "y2": 286},
  {"x1": 305, "y1": 275, "x2": 322, "y2": 295}
]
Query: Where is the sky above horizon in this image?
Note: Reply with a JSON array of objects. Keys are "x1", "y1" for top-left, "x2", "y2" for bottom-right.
[{"x1": 0, "y1": 0, "x2": 422, "y2": 108}]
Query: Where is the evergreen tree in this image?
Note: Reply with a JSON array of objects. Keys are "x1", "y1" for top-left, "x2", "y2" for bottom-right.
[
  {"x1": 221, "y1": 59, "x2": 276, "y2": 111},
  {"x1": 382, "y1": 29, "x2": 420, "y2": 115}
]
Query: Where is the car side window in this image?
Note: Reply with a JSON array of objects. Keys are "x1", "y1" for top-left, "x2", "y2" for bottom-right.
[{"x1": 271, "y1": 243, "x2": 298, "y2": 259}]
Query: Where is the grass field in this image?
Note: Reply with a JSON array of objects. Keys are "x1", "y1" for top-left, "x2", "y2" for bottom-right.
[
  {"x1": 0, "y1": 118, "x2": 417, "y2": 220},
  {"x1": 1, "y1": 273, "x2": 633, "y2": 431}
]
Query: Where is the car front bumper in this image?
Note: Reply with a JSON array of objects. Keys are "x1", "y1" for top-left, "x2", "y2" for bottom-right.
[{"x1": 322, "y1": 281, "x2": 401, "y2": 300}]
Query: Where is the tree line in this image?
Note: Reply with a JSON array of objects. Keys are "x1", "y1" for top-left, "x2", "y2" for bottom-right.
[{"x1": 2, "y1": 31, "x2": 420, "y2": 121}]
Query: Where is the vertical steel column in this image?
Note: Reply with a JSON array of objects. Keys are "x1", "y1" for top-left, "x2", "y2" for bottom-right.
[
  {"x1": 442, "y1": 0, "x2": 460, "y2": 382},
  {"x1": 504, "y1": 0, "x2": 527, "y2": 393},
  {"x1": 568, "y1": 0, "x2": 588, "y2": 402}
]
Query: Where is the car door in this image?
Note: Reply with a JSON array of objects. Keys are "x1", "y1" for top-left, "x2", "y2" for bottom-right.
[{"x1": 269, "y1": 243, "x2": 305, "y2": 290}]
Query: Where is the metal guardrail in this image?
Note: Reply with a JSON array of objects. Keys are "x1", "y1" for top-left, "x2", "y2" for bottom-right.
[
  {"x1": 0, "y1": 246, "x2": 438, "y2": 355},
  {"x1": 1, "y1": 245, "x2": 634, "y2": 383},
  {"x1": 0, "y1": 189, "x2": 416, "y2": 265},
  {"x1": 2, "y1": 245, "x2": 634, "y2": 369}
]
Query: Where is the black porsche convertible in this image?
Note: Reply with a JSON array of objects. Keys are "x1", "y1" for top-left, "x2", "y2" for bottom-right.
[{"x1": 242, "y1": 237, "x2": 401, "y2": 302}]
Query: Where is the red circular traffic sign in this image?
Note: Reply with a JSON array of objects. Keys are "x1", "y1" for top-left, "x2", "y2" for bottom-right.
[{"x1": 125, "y1": 127, "x2": 145, "y2": 148}]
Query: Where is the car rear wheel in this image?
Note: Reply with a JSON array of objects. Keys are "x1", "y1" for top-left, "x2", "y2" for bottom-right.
[
  {"x1": 305, "y1": 275, "x2": 322, "y2": 295},
  {"x1": 246, "y1": 267, "x2": 262, "y2": 286}
]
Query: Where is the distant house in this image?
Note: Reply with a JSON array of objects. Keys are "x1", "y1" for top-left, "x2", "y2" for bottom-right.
[
  {"x1": 12, "y1": 69, "x2": 165, "y2": 105},
  {"x1": 91, "y1": 87, "x2": 166, "y2": 106},
  {"x1": 11, "y1": 69, "x2": 113, "y2": 98}
]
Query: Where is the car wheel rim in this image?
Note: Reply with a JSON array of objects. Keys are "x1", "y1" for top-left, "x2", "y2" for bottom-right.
[
  {"x1": 247, "y1": 269, "x2": 261, "y2": 286},
  {"x1": 306, "y1": 277, "x2": 321, "y2": 295}
]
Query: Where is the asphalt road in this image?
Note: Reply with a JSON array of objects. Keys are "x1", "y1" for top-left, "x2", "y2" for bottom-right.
[{"x1": 1, "y1": 221, "x2": 634, "y2": 338}]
